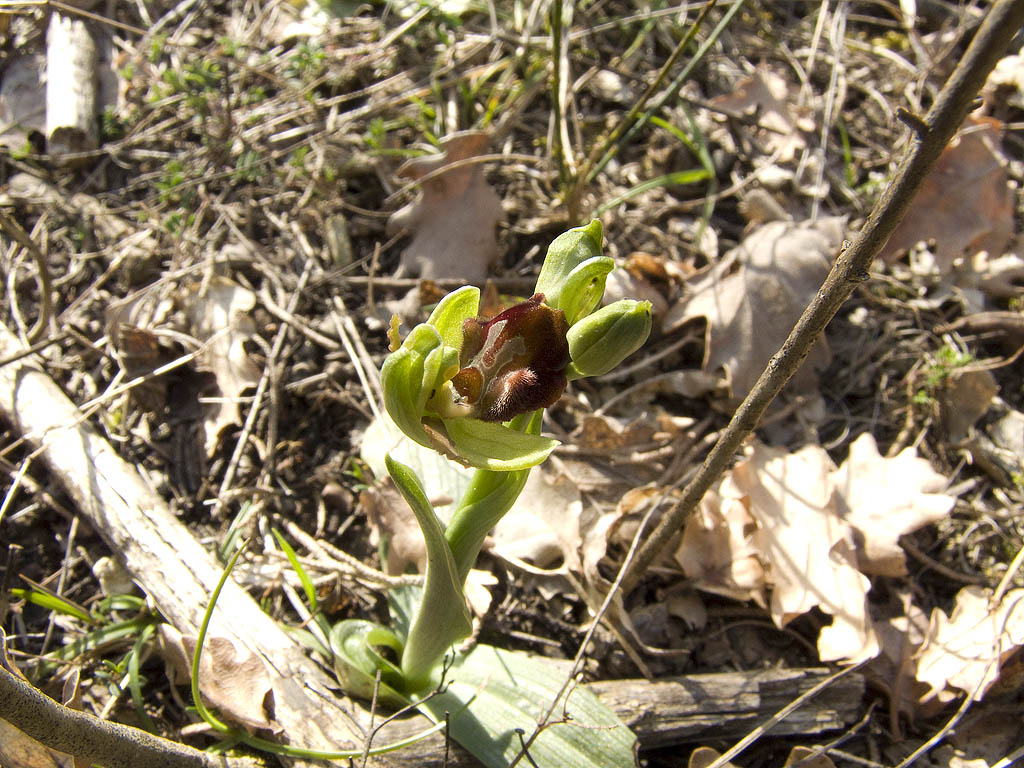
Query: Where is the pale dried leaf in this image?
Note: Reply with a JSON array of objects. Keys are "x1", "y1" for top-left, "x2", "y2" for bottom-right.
[
  {"x1": 675, "y1": 482, "x2": 767, "y2": 607},
  {"x1": 880, "y1": 116, "x2": 1013, "y2": 271},
  {"x1": 386, "y1": 131, "x2": 503, "y2": 282},
  {"x1": 689, "y1": 746, "x2": 739, "y2": 768},
  {"x1": 362, "y1": 478, "x2": 427, "y2": 575},
  {"x1": 92, "y1": 555, "x2": 136, "y2": 597},
  {"x1": 735, "y1": 443, "x2": 879, "y2": 663},
  {"x1": 465, "y1": 568, "x2": 498, "y2": 617},
  {"x1": 832, "y1": 433, "x2": 956, "y2": 576},
  {"x1": 663, "y1": 218, "x2": 844, "y2": 406},
  {"x1": 158, "y1": 624, "x2": 279, "y2": 733},
  {"x1": 915, "y1": 586, "x2": 1024, "y2": 702},
  {"x1": 708, "y1": 65, "x2": 815, "y2": 163},
  {"x1": 491, "y1": 466, "x2": 583, "y2": 573},
  {"x1": 184, "y1": 277, "x2": 261, "y2": 456}
]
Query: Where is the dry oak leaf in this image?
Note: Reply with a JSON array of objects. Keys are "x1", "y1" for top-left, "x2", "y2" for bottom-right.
[
  {"x1": 733, "y1": 443, "x2": 880, "y2": 663},
  {"x1": 866, "y1": 598, "x2": 939, "y2": 718},
  {"x1": 915, "y1": 586, "x2": 1024, "y2": 703},
  {"x1": 880, "y1": 116, "x2": 1013, "y2": 272},
  {"x1": 386, "y1": 130, "x2": 503, "y2": 283},
  {"x1": 663, "y1": 217, "x2": 844, "y2": 407},
  {"x1": 708, "y1": 65, "x2": 816, "y2": 163},
  {"x1": 491, "y1": 466, "x2": 583, "y2": 573},
  {"x1": 831, "y1": 433, "x2": 956, "y2": 577},
  {"x1": 158, "y1": 624, "x2": 279, "y2": 733},
  {"x1": 184, "y1": 276, "x2": 262, "y2": 456},
  {"x1": 675, "y1": 479, "x2": 767, "y2": 607}
]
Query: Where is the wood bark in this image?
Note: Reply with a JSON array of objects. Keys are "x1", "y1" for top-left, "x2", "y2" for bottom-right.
[{"x1": 0, "y1": 322, "x2": 864, "y2": 766}]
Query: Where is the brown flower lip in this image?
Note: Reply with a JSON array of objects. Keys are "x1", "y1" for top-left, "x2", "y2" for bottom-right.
[{"x1": 450, "y1": 293, "x2": 570, "y2": 422}]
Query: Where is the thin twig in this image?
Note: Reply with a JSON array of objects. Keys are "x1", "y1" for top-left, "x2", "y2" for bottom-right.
[{"x1": 622, "y1": 0, "x2": 1024, "y2": 594}]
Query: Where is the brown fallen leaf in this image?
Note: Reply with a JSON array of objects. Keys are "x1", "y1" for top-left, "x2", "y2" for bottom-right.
[
  {"x1": 736, "y1": 443, "x2": 879, "y2": 663},
  {"x1": 915, "y1": 586, "x2": 1024, "y2": 703},
  {"x1": 386, "y1": 130, "x2": 504, "y2": 283},
  {"x1": 663, "y1": 217, "x2": 845, "y2": 406},
  {"x1": 865, "y1": 596, "x2": 940, "y2": 720},
  {"x1": 184, "y1": 277, "x2": 262, "y2": 456},
  {"x1": 880, "y1": 116, "x2": 1013, "y2": 272},
  {"x1": 675, "y1": 480, "x2": 767, "y2": 607},
  {"x1": 678, "y1": 436, "x2": 956, "y2": 664},
  {"x1": 490, "y1": 466, "x2": 583, "y2": 574},
  {"x1": 832, "y1": 433, "x2": 956, "y2": 577},
  {"x1": 362, "y1": 478, "x2": 426, "y2": 575},
  {"x1": 708, "y1": 64, "x2": 816, "y2": 163},
  {"x1": 158, "y1": 624, "x2": 279, "y2": 733}
]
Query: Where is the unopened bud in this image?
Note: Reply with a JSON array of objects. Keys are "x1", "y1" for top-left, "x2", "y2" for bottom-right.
[
  {"x1": 534, "y1": 220, "x2": 614, "y2": 325},
  {"x1": 566, "y1": 299, "x2": 652, "y2": 378}
]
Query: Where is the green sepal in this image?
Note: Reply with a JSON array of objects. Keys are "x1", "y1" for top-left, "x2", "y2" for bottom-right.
[
  {"x1": 566, "y1": 299, "x2": 653, "y2": 379},
  {"x1": 534, "y1": 219, "x2": 614, "y2": 324},
  {"x1": 386, "y1": 454, "x2": 472, "y2": 692},
  {"x1": 441, "y1": 417, "x2": 558, "y2": 471},
  {"x1": 328, "y1": 619, "x2": 409, "y2": 709},
  {"x1": 426, "y1": 285, "x2": 480, "y2": 348},
  {"x1": 381, "y1": 324, "x2": 440, "y2": 448}
]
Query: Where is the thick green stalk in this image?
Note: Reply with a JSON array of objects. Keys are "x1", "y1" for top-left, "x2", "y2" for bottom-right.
[
  {"x1": 444, "y1": 411, "x2": 540, "y2": 583},
  {"x1": 445, "y1": 467, "x2": 531, "y2": 584}
]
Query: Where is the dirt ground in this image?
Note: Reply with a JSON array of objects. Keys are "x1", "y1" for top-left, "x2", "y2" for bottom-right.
[{"x1": 1, "y1": 1, "x2": 1023, "y2": 767}]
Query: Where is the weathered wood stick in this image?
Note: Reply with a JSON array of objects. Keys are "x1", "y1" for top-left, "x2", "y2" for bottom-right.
[{"x1": 46, "y1": 12, "x2": 98, "y2": 155}]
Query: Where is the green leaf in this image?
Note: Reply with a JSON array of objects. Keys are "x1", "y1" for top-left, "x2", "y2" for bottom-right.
[
  {"x1": 11, "y1": 587, "x2": 93, "y2": 624},
  {"x1": 442, "y1": 417, "x2": 559, "y2": 471},
  {"x1": 416, "y1": 644, "x2": 637, "y2": 768},
  {"x1": 328, "y1": 619, "x2": 408, "y2": 709},
  {"x1": 386, "y1": 455, "x2": 472, "y2": 691}
]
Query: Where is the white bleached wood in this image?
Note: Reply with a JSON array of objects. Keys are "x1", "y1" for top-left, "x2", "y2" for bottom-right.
[{"x1": 46, "y1": 12, "x2": 98, "y2": 154}]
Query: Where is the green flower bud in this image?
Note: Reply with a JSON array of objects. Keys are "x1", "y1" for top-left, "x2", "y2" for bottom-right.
[
  {"x1": 534, "y1": 219, "x2": 614, "y2": 325},
  {"x1": 566, "y1": 299, "x2": 652, "y2": 379}
]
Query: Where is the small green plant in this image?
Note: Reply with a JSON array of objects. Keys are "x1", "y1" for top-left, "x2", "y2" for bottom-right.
[
  {"x1": 148, "y1": 34, "x2": 166, "y2": 64},
  {"x1": 286, "y1": 42, "x2": 325, "y2": 81},
  {"x1": 99, "y1": 105, "x2": 127, "y2": 142},
  {"x1": 154, "y1": 159, "x2": 190, "y2": 205},
  {"x1": 913, "y1": 343, "x2": 974, "y2": 404},
  {"x1": 332, "y1": 220, "x2": 650, "y2": 765},
  {"x1": 232, "y1": 149, "x2": 262, "y2": 183}
]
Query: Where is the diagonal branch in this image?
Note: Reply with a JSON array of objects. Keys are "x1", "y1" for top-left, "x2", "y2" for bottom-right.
[{"x1": 622, "y1": 0, "x2": 1024, "y2": 593}]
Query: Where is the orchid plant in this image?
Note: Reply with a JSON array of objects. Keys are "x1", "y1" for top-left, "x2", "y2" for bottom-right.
[{"x1": 333, "y1": 221, "x2": 651, "y2": 767}]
